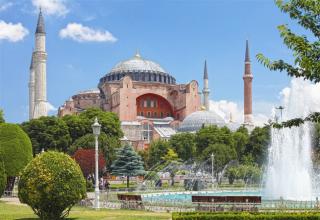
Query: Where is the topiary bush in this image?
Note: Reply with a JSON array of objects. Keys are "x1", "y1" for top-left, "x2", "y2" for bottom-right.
[
  {"x1": 0, "y1": 123, "x2": 32, "y2": 191},
  {"x1": 0, "y1": 158, "x2": 6, "y2": 197},
  {"x1": 18, "y1": 151, "x2": 86, "y2": 219}
]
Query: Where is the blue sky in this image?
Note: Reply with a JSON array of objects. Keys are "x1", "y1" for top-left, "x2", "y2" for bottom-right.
[{"x1": 0, "y1": 0, "x2": 306, "y2": 123}]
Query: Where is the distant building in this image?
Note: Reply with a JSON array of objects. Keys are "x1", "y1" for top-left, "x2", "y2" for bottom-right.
[{"x1": 59, "y1": 52, "x2": 201, "y2": 149}]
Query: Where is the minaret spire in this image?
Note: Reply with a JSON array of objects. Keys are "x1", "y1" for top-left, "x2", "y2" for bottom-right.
[
  {"x1": 202, "y1": 60, "x2": 210, "y2": 111},
  {"x1": 32, "y1": 10, "x2": 48, "y2": 119},
  {"x1": 245, "y1": 39, "x2": 250, "y2": 62},
  {"x1": 36, "y1": 8, "x2": 45, "y2": 34},
  {"x1": 243, "y1": 40, "x2": 253, "y2": 125},
  {"x1": 28, "y1": 54, "x2": 35, "y2": 119}
]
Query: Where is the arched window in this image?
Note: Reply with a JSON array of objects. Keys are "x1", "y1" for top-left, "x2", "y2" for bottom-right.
[{"x1": 153, "y1": 112, "x2": 157, "y2": 118}]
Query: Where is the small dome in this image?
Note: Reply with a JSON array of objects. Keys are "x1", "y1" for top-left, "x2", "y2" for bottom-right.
[
  {"x1": 99, "y1": 52, "x2": 176, "y2": 85},
  {"x1": 178, "y1": 110, "x2": 226, "y2": 132}
]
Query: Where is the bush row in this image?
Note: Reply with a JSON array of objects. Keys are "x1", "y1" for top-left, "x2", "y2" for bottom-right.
[{"x1": 172, "y1": 212, "x2": 320, "y2": 220}]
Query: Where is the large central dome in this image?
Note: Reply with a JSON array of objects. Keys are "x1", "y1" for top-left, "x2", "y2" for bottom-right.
[{"x1": 99, "y1": 52, "x2": 176, "y2": 85}]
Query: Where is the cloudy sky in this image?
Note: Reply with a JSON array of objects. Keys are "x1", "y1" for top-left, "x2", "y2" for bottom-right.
[{"x1": 0, "y1": 0, "x2": 312, "y2": 124}]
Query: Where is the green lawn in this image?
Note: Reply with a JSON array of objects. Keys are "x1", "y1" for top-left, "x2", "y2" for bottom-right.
[{"x1": 0, "y1": 202, "x2": 171, "y2": 220}]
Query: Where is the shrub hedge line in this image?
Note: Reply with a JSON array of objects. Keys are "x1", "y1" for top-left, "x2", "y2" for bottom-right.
[{"x1": 172, "y1": 212, "x2": 320, "y2": 220}]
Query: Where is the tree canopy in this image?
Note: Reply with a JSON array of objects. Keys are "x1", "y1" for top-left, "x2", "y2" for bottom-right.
[
  {"x1": 0, "y1": 123, "x2": 33, "y2": 177},
  {"x1": 257, "y1": 0, "x2": 320, "y2": 127},
  {"x1": 111, "y1": 144, "x2": 145, "y2": 188},
  {"x1": 0, "y1": 110, "x2": 4, "y2": 124},
  {"x1": 21, "y1": 116, "x2": 71, "y2": 154}
]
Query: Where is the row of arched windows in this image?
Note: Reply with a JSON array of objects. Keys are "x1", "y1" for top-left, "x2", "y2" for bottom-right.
[{"x1": 100, "y1": 72, "x2": 176, "y2": 84}]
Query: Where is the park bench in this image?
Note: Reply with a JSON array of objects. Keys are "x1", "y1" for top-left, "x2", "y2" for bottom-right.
[
  {"x1": 192, "y1": 195, "x2": 261, "y2": 212},
  {"x1": 117, "y1": 194, "x2": 144, "y2": 210}
]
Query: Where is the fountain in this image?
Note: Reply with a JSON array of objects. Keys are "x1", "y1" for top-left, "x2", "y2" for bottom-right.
[{"x1": 265, "y1": 78, "x2": 317, "y2": 200}]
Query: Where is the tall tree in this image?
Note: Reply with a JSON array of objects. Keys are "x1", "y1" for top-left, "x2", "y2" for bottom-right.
[
  {"x1": 160, "y1": 148, "x2": 181, "y2": 186},
  {"x1": 21, "y1": 116, "x2": 71, "y2": 154},
  {"x1": 233, "y1": 127, "x2": 249, "y2": 161},
  {"x1": 0, "y1": 123, "x2": 33, "y2": 191},
  {"x1": 146, "y1": 140, "x2": 170, "y2": 169},
  {"x1": 201, "y1": 143, "x2": 237, "y2": 183},
  {"x1": 169, "y1": 133, "x2": 196, "y2": 161},
  {"x1": 111, "y1": 144, "x2": 145, "y2": 188},
  {"x1": 73, "y1": 149, "x2": 106, "y2": 178},
  {"x1": 79, "y1": 108, "x2": 123, "y2": 139},
  {"x1": 195, "y1": 125, "x2": 235, "y2": 158},
  {"x1": 70, "y1": 132, "x2": 121, "y2": 171},
  {"x1": 245, "y1": 126, "x2": 270, "y2": 166},
  {"x1": 0, "y1": 110, "x2": 4, "y2": 124},
  {"x1": 257, "y1": 0, "x2": 320, "y2": 127},
  {"x1": 62, "y1": 115, "x2": 88, "y2": 143}
]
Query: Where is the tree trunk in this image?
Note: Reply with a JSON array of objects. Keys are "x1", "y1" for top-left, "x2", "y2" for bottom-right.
[
  {"x1": 127, "y1": 176, "x2": 129, "y2": 189},
  {"x1": 6, "y1": 176, "x2": 15, "y2": 192}
]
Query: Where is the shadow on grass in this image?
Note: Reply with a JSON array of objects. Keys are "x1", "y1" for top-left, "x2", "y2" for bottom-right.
[{"x1": 16, "y1": 218, "x2": 78, "y2": 220}]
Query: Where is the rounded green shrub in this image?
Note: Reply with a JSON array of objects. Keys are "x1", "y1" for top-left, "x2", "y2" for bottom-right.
[
  {"x1": 0, "y1": 123, "x2": 32, "y2": 176},
  {"x1": 18, "y1": 151, "x2": 86, "y2": 219},
  {"x1": 0, "y1": 158, "x2": 6, "y2": 197}
]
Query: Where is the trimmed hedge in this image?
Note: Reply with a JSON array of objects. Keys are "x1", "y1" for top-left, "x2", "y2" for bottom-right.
[
  {"x1": 172, "y1": 212, "x2": 320, "y2": 220},
  {"x1": 0, "y1": 123, "x2": 32, "y2": 176},
  {"x1": 0, "y1": 158, "x2": 6, "y2": 197},
  {"x1": 18, "y1": 151, "x2": 86, "y2": 219}
]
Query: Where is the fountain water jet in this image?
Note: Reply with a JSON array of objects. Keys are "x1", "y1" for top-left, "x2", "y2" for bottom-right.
[{"x1": 265, "y1": 78, "x2": 315, "y2": 200}]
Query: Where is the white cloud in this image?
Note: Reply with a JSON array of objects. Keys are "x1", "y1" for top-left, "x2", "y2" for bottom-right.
[
  {"x1": 47, "y1": 102, "x2": 57, "y2": 112},
  {"x1": 32, "y1": 0, "x2": 68, "y2": 17},
  {"x1": 0, "y1": 2, "x2": 13, "y2": 12},
  {"x1": 209, "y1": 100, "x2": 274, "y2": 127},
  {"x1": 59, "y1": 23, "x2": 117, "y2": 43},
  {"x1": 0, "y1": 20, "x2": 29, "y2": 42}
]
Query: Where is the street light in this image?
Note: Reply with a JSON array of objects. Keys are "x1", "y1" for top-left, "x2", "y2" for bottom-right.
[
  {"x1": 211, "y1": 153, "x2": 214, "y2": 190},
  {"x1": 92, "y1": 117, "x2": 101, "y2": 209}
]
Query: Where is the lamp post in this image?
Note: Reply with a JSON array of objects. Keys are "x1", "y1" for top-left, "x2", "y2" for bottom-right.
[
  {"x1": 211, "y1": 153, "x2": 214, "y2": 190},
  {"x1": 92, "y1": 117, "x2": 101, "y2": 209}
]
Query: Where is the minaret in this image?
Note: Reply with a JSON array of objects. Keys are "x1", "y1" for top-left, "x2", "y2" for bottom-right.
[
  {"x1": 32, "y1": 9, "x2": 48, "y2": 119},
  {"x1": 28, "y1": 55, "x2": 35, "y2": 119},
  {"x1": 243, "y1": 40, "x2": 253, "y2": 124},
  {"x1": 202, "y1": 60, "x2": 210, "y2": 111}
]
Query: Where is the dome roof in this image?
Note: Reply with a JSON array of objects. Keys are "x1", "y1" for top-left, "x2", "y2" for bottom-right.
[
  {"x1": 178, "y1": 110, "x2": 226, "y2": 132},
  {"x1": 99, "y1": 52, "x2": 176, "y2": 85},
  {"x1": 110, "y1": 53, "x2": 166, "y2": 73}
]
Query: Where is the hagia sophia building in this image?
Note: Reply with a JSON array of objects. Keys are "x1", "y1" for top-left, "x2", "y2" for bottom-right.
[{"x1": 29, "y1": 11, "x2": 254, "y2": 150}]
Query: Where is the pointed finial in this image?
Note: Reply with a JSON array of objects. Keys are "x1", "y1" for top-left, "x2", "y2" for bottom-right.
[
  {"x1": 36, "y1": 8, "x2": 45, "y2": 34},
  {"x1": 204, "y1": 60, "x2": 208, "y2": 79},
  {"x1": 134, "y1": 49, "x2": 141, "y2": 58},
  {"x1": 245, "y1": 40, "x2": 250, "y2": 62}
]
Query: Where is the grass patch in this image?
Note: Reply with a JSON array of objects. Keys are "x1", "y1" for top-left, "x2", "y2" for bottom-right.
[{"x1": 0, "y1": 201, "x2": 171, "y2": 220}]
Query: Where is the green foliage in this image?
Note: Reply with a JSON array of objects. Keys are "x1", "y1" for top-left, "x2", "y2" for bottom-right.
[
  {"x1": 201, "y1": 143, "x2": 237, "y2": 177},
  {"x1": 21, "y1": 116, "x2": 71, "y2": 154},
  {"x1": 18, "y1": 151, "x2": 86, "y2": 220},
  {"x1": 147, "y1": 140, "x2": 170, "y2": 169},
  {"x1": 225, "y1": 166, "x2": 239, "y2": 185},
  {"x1": 111, "y1": 144, "x2": 145, "y2": 188},
  {"x1": 0, "y1": 109, "x2": 4, "y2": 124},
  {"x1": 257, "y1": 0, "x2": 320, "y2": 127},
  {"x1": 172, "y1": 212, "x2": 320, "y2": 220},
  {"x1": 245, "y1": 126, "x2": 270, "y2": 166},
  {"x1": 169, "y1": 133, "x2": 196, "y2": 161},
  {"x1": 0, "y1": 123, "x2": 33, "y2": 177},
  {"x1": 233, "y1": 126, "x2": 249, "y2": 161},
  {"x1": 62, "y1": 114, "x2": 88, "y2": 143},
  {"x1": 195, "y1": 126, "x2": 235, "y2": 158},
  {"x1": 0, "y1": 158, "x2": 6, "y2": 197},
  {"x1": 70, "y1": 132, "x2": 120, "y2": 171},
  {"x1": 79, "y1": 108, "x2": 123, "y2": 139}
]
